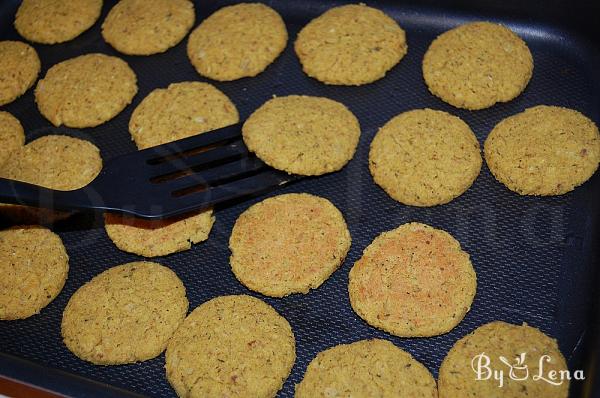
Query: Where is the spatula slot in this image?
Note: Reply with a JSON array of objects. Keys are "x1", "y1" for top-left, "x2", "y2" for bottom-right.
[
  {"x1": 145, "y1": 136, "x2": 240, "y2": 165},
  {"x1": 170, "y1": 165, "x2": 269, "y2": 198},
  {"x1": 149, "y1": 139, "x2": 249, "y2": 182}
]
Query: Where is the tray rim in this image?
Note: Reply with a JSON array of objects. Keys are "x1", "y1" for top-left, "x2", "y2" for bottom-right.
[{"x1": 1, "y1": 0, "x2": 599, "y2": 397}]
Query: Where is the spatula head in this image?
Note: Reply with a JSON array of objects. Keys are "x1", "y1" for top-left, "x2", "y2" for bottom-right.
[
  {"x1": 0, "y1": 124, "x2": 299, "y2": 219},
  {"x1": 92, "y1": 124, "x2": 299, "y2": 219}
]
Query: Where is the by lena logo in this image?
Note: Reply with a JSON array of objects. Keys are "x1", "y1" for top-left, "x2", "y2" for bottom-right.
[
  {"x1": 498, "y1": 353, "x2": 529, "y2": 381},
  {"x1": 471, "y1": 352, "x2": 585, "y2": 388}
]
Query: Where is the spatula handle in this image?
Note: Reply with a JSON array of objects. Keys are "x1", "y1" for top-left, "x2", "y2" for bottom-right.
[{"x1": 0, "y1": 177, "x2": 92, "y2": 212}]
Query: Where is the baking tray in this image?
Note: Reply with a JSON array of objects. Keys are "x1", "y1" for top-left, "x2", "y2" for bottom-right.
[{"x1": 1, "y1": 0, "x2": 599, "y2": 397}]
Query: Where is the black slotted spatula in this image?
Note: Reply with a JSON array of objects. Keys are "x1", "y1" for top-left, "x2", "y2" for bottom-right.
[{"x1": 0, "y1": 124, "x2": 299, "y2": 219}]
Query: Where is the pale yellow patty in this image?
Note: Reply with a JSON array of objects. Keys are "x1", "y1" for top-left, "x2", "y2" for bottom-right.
[
  {"x1": 439, "y1": 321, "x2": 569, "y2": 398},
  {"x1": 15, "y1": 0, "x2": 103, "y2": 44},
  {"x1": 0, "y1": 135, "x2": 102, "y2": 191},
  {"x1": 0, "y1": 112, "x2": 25, "y2": 167},
  {"x1": 229, "y1": 193, "x2": 351, "y2": 297},
  {"x1": 296, "y1": 339, "x2": 437, "y2": 398},
  {"x1": 295, "y1": 4, "x2": 407, "y2": 85},
  {"x1": 129, "y1": 81, "x2": 239, "y2": 150},
  {"x1": 484, "y1": 105, "x2": 600, "y2": 195},
  {"x1": 62, "y1": 262, "x2": 188, "y2": 365},
  {"x1": 165, "y1": 295, "x2": 295, "y2": 398},
  {"x1": 0, "y1": 41, "x2": 40, "y2": 106},
  {"x1": 0, "y1": 135, "x2": 102, "y2": 224},
  {"x1": 187, "y1": 3, "x2": 288, "y2": 81},
  {"x1": 423, "y1": 22, "x2": 533, "y2": 110},
  {"x1": 0, "y1": 226, "x2": 68, "y2": 320},
  {"x1": 242, "y1": 95, "x2": 360, "y2": 175},
  {"x1": 104, "y1": 211, "x2": 215, "y2": 258},
  {"x1": 348, "y1": 222, "x2": 476, "y2": 337},
  {"x1": 106, "y1": 81, "x2": 237, "y2": 257},
  {"x1": 102, "y1": 0, "x2": 195, "y2": 55},
  {"x1": 369, "y1": 109, "x2": 482, "y2": 206},
  {"x1": 35, "y1": 53, "x2": 138, "y2": 128}
]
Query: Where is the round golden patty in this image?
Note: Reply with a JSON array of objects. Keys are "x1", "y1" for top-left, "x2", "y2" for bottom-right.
[
  {"x1": 295, "y1": 4, "x2": 407, "y2": 85},
  {"x1": 229, "y1": 193, "x2": 351, "y2": 297},
  {"x1": 15, "y1": 0, "x2": 103, "y2": 44},
  {"x1": 35, "y1": 53, "x2": 138, "y2": 128},
  {"x1": 129, "y1": 81, "x2": 239, "y2": 149},
  {"x1": 484, "y1": 105, "x2": 600, "y2": 195},
  {"x1": 348, "y1": 222, "x2": 476, "y2": 337},
  {"x1": 165, "y1": 295, "x2": 295, "y2": 398},
  {"x1": 62, "y1": 261, "x2": 188, "y2": 364},
  {"x1": 0, "y1": 135, "x2": 102, "y2": 191},
  {"x1": 423, "y1": 21, "x2": 533, "y2": 110},
  {"x1": 242, "y1": 95, "x2": 361, "y2": 175},
  {"x1": 296, "y1": 339, "x2": 437, "y2": 398},
  {"x1": 439, "y1": 321, "x2": 569, "y2": 398},
  {"x1": 102, "y1": 0, "x2": 195, "y2": 55},
  {"x1": 106, "y1": 81, "x2": 238, "y2": 257},
  {"x1": 369, "y1": 109, "x2": 482, "y2": 206},
  {"x1": 0, "y1": 40, "x2": 40, "y2": 106},
  {"x1": 0, "y1": 226, "x2": 69, "y2": 320},
  {"x1": 187, "y1": 3, "x2": 287, "y2": 81},
  {"x1": 104, "y1": 211, "x2": 215, "y2": 258},
  {"x1": 0, "y1": 135, "x2": 102, "y2": 224},
  {"x1": 0, "y1": 112, "x2": 25, "y2": 167}
]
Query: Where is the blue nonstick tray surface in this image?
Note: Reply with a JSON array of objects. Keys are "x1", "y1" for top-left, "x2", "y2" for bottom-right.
[{"x1": 1, "y1": 0, "x2": 599, "y2": 397}]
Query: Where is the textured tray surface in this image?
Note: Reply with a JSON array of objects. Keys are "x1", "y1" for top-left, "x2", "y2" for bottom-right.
[{"x1": 1, "y1": 0, "x2": 599, "y2": 396}]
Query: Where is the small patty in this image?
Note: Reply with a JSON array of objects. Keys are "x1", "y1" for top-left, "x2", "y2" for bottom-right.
[
  {"x1": 61, "y1": 261, "x2": 188, "y2": 364},
  {"x1": 348, "y1": 222, "x2": 476, "y2": 337},
  {"x1": 484, "y1": 105, "x2": 600, "y2": 195},
  {"x1": 0, "y1": 112, "x2": 25, "y2": 167},
  {"x1": 102, "y1": 0, "x2": 195, "y2": 55},
  {"x1": 0, "y1": 135, "x2": 102, "y2": 224},
  {"x1": 104, "y1": 211, "x2": 215, "y2": 258},
  {"x1": 369, "y1": 108, "x2": 482, "y2": 206},
  {"x1": 0, "y1": 226, "x2": 69, "y2": 320},
  {"x1": 296, "y1": 339, "x2": 437, "y2": 398},
  {"x1": 295, "y1": 4, "x2": 407, "y2": 85},
  {"x1": 165, "y1": 295, "x2": 295, "y2": 398},
  {"x1": 35, "y1": 53, "x2": 137, "y2": 128},
  {"x1": 242, "y1": 95, "x2": 361, "y2": 175},
  {"x1": 229, "y1": 193, "x2": 351, "y2": 297},
  {"x1": 187, "y1": 3, "x2": 287, "y2": 81},
  {"x1": 439, "y1": 321, "x2": 569, "y2": 398},
  {"x1": 105, "y1": 81, "x2": 239, "y2": 257},
  {"x1": 0, "y1": 40, "x2": 40, "y2": 106},
  {"x1": 423, "y1": 21, "x2": 533, "y2": 110},
  {"x1": 129, "y1": 81, "x2": 239, "y2": 149},
  {"x1": 15, "y1": 0, "x2": 102, "y2": 44},
  {"x1": 0, "y1": 135, "x2": 102, "y2": 191}
]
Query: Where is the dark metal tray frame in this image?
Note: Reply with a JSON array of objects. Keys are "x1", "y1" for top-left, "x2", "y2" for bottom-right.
[{"x1": 1, "y1": 0, "x2": 599, "y2": 396}]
